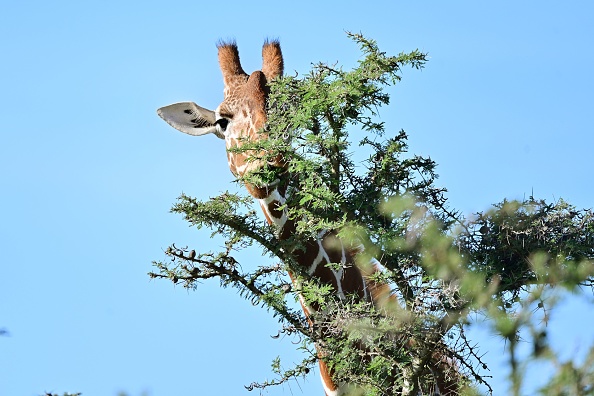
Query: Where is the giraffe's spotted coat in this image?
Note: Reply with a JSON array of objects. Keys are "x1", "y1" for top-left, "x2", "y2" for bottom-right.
[{"x1": 158, "y1": 40, "x2": 459, "y2": 396}]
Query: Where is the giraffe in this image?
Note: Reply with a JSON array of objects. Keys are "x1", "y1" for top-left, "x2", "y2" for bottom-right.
[{"x1": 157, "y1": 40, "x2": 459, "y2": 396}]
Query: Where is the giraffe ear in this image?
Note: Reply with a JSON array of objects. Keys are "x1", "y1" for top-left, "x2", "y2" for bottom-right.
[
  {"x1": 157, "y1": 102, "x2": 224, "y2": 139},
  {"x1": 262, "y1": 40, "x2": 283, "y2": 82}
]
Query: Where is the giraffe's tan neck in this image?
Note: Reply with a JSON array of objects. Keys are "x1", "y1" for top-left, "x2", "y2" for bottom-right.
[
  {"x1": 257, "y1": 187, "x2": 370, "y2": 304},
  {"x1": 258, "y1": 185, "x2": 366, "y2": 396}
]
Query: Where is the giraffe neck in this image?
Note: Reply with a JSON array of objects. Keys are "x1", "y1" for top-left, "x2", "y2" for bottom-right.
[
  {"x1": 258, "y1": 187, "x2": 290, "y2": 238},
  {"x1": 257, "y1": 186, "x2": 369, "y2": 304},
  {"x1": 257, "y1": 185, "x2": 372, "y2": 396}
]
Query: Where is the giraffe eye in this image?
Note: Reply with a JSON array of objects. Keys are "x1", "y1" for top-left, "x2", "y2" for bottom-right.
[{"x1": 215, "y1": 118, "x2": 229, "y2": 133}]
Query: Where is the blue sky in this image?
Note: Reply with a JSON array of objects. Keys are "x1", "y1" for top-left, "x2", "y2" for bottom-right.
[{"x1": 1, "y1": 1, "x2": 593, "y2": 395}]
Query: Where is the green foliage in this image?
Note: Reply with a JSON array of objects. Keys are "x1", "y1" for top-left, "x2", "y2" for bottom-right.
[
  {"x1": 152, "y1": 32, "x2": 594, "y2": 395},
  {"x1": 459, "y1": 198, "x2": 594, "y2": 298}
]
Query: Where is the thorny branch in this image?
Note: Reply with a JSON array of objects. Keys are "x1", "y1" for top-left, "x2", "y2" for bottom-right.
[{"x1": 150, "y1": 244, "x2": 313, "y2": 339}]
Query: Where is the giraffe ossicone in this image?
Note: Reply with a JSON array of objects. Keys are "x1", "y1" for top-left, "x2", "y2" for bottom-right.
[{"x1": 158, "y1": 40, "x2": 459, "y2": 396}]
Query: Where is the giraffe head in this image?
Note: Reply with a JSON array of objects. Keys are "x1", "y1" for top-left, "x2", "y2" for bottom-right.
[{"x1": 158, "y1": 41, "x2": 285, "y2": 199}]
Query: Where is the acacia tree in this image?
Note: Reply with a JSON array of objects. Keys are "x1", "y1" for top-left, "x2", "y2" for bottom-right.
[{"x1": 151, "y1": 33, "x2": 594, "y2": 395}]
